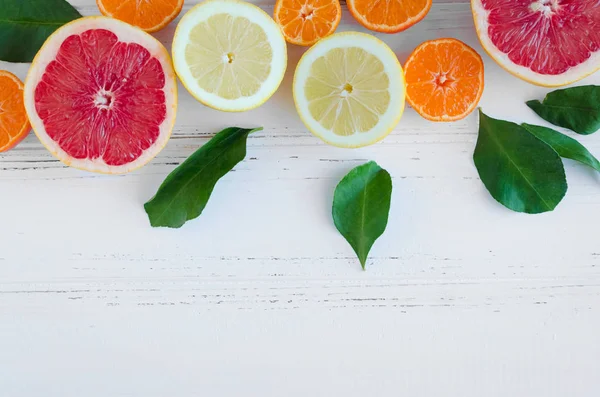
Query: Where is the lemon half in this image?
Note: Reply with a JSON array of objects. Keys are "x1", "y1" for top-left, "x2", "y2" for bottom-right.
[
  {"x1": 293, "y1": 32, "x2": 405, "y2": 148},
  {"x1": 172, "y1": 0, "x2": 287, "y2": 112}
]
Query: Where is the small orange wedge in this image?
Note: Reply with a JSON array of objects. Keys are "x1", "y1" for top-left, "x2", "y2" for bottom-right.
[
  {"x1": 404, "y1": 38, "x2": 484, "y2": 122},
  {"x1": 0, "y1": 71, "x2": 30, "y2": 153},
  {"x1": 97, "y1": 0, "x2": 184, "y2": 33},
  {"x1": 274, "y1": 0, "x2": 341, "y2": 46},
  {"x1": 347, "y1": 0, "x2": 432, "y2": 33}
]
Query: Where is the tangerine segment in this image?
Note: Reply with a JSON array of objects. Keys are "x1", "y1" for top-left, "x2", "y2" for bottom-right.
[
  {"x1": 404, "y1": 38, "x2": 484, "y2": 122},
  {"x1": 274, "y1": 0, "x2": 341, "y2": 46},
  {"x1": 97, "y1": 0, "x2": 183, "y2": 33},
  {"x1": 0, "y1": 71, "x2": 30, "y2": 152},
  {"x1": 347, "y1": 0, "x2": 432, "y2": 33}
]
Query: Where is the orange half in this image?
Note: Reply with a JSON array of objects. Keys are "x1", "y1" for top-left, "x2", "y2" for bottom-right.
[
  {"x1": 347, "y1": 0, "x2": 432, "y2": 33},
  {"x1": 0, "y1": 71, "x2": 30, "y2": 152},
  {"x1": 404, "y1": 38, "x2": 484, "y2": 122},
  {"x1": 274, "y1": 0, "x2": 341, "y2": 46},
  {"x1": 97, "y1": 0, "x2": 184, "y2": 33}
]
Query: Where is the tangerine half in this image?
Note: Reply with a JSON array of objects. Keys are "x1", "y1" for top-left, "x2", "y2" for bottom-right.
[
  {"x1": 347, "y1": 0, "x2": 432, "y2": 33},
  {"x1": 404, "y1": 38, "x2": 484, "y2": 122},
  {"x1": 97, "y1": 0, "x2": 184, "y2": 33},
  {"x1": 0, "y1": 71, "x2": 30, "y2": 152},
  {"x1": 274, "y1": 0, "x2": 341, "y2": 46}
]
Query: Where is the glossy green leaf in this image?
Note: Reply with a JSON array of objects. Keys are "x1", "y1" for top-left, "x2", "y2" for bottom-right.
[
  {"x1": 473, "y1": 110, "x2": 567, "y2": 214},
  {"x1": 332, "y1": 161, "x2": 392, "y2": 269},
  {"x1": 0, "y1": 0, "x2": 81, "y2": 62},
  {"x1": 145, "y1": 127, "x2": 261, "y2": 228},
  {"x1": 526, "y1": 85, "x2": 600, "y2": 135},
  {"x1": 521, "y1": 123, "x2": 600, "y2": 172}
]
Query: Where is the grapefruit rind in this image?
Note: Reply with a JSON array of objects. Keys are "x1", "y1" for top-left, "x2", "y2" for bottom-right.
[
  {"x1": 471, "y1": 0, "x2": 600, "y2": 87},
  {"x1": 346, "y1": 0, "x2": 432, "y2": 33},
  {"x1": 293, "y1": 32, "x2": 405, "y2": 148},
  {"x1": 172, "y1": 0, "x2": 287, "y2": 112},
  {"x1": 0, "y1": 71, "x2": 31, "y2": 152},
  {"x1": 24, "y1": 17, "x2": 177, "y2": 174}
]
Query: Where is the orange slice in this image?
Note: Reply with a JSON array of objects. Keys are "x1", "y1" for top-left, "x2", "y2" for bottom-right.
[
  {"x1": 347, "y1": 0, "x2": 432, "y2": 33},
  {"x1": 0, "y1": 71, "x2": 30, "y2": 152},
  {"x1": 404, "y1": 38, "x2": 484, "y2": 122},
  {"x1": 97, "y1": 0, "x2": 184, "y2": 33},
  {"x1": 274, "y1": 0, "x2": 341, "y2": 46}
]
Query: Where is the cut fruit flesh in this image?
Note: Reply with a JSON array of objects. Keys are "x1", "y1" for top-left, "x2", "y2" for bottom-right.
[
  {"x1": 347, "y1": 0, "x2": 432, "y2": 33},
  {"x1": 472, "y1": 0, "x2": 600, "y2": 86},
  {"x1": 96, "y1": 0, "x2": 184, "y2": 32},
  {"x1": 274, "y1": 0, "x2": 342, "y2": 46},
  {"x1": 293, "y1": 32, "x2": 405, "y2": 148},
  {"x1": 172, "y1": 0, "x2": 287, "y2": 112},
  {"x1": 24, "y1": 17, "x2": 177, "y2": 174},
  {"x1": 404, "y1": 38, "x2": 484, "y2": 121},
  {"x1": 0, "y1": 71, "x2": 30, "y2": 152}
]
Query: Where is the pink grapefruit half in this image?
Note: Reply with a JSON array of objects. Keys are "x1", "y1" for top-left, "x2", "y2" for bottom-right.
[
  {"x1": 24, "y1": 17, "x2": 177, "y2": 174},
  {"x1": 472, "y1": 0, "x2": 600, "y2": 87}
]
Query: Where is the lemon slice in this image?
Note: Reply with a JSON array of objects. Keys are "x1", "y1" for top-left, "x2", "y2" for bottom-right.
[
  {"x1": 172, "y1": 0, "x2": 287, "y2": 111},
  {"x1": 293, "y1": 32, "x2": 405, "y2": 148}
]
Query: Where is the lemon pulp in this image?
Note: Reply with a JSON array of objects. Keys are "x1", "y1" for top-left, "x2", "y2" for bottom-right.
[
  {"x1": 305, "y1": 47, "x2": 391, "y2": 136},
  {"x1": 185, "y1": 14, "x2": 273, "y2": 100}
]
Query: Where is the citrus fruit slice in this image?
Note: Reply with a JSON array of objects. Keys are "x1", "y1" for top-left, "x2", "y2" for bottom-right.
[
  {"x1": 472, "y1": 0, "x2": 600, "y2": 87},
  {"x1": 404, "y1": 38, "x2": 484, "y2": 122},
  {"x1": 274, "y1": 0, "x2": 341, "y2": 46},
  {"x1": 97, "y1": 0, "x2": 183, "y2": 33},
  {"x1": 293, "y1": 32, "x2": 405, "y2": 148},
  {"x1": 24, "y1": 17, "x2": 177, "y2": 174},
  {"x1": 347, "y1": 0, "x2": 432, "y2": 33},
  {"x1": 172, "y1": 0, "x2": 287, "y2": 112},
  {"x1": 0, "y1": 71, "x2": 30, "y2": 153}
]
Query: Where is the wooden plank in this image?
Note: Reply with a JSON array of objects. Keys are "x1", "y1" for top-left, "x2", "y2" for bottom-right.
[{"x1": 1, "y1": 0, "x2": 599, "y2": 396}]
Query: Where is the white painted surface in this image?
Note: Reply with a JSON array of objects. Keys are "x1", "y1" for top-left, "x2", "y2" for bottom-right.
[{"x1": 1, "y1": 1, "x2": 599, "y2": 396}]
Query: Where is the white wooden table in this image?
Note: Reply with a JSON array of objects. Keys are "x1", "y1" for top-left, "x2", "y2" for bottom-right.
[{"x1": 2, "y1": 1, "x2": 599, "y2": 396}]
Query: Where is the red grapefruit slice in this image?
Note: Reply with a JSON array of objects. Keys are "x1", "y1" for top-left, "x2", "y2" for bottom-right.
[
  {"x1": 472, "y1": 0, "x2": 600, "y2": 87},
  {"x1": 24, "y1": 17, "x2": 177, "y2": 174}
]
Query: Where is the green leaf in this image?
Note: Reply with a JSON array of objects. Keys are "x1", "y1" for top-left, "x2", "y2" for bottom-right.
[
  {"x1": 473, "y1": 110, "x2": 567, "y2": 214},
  {"x1": 526, "y1": 85, "x2": 600, "y2": 135},
  {"x1": 332, "y1": 161, "x2": 392, "y2": 269},
  {"x1": 521, "y1": 123, "x2": 600, "y2": 172},
  {"x1": 0, "y1": 0, "x2": 81, "y2": 63},
  {"x1": 144, "y1": 127, "x2": 262, "y2": 228}
]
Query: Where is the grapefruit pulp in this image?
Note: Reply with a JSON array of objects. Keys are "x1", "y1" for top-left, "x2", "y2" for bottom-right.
[
  {"x1": 472, "y1": 0, "x2": 600, "y2": 87},
  {"x1": 24, "y1": 17, "x2": 177, "y2": 174}
]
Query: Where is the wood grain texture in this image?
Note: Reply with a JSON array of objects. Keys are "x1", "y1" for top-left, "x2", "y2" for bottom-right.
[{"x1": 1, "y1": 1, "x2": 600, "y2": 396}]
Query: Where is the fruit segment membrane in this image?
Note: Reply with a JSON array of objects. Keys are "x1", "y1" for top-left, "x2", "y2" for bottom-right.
[
  {"x1": 482, "y1": 0, "x2": 600, "y2": 75},
  {"x1": 184, "y1": 14, "x2": 273, "y2": 99},
  {"x1": 34, "y1": 29, "x2": 167, "y2": 166},
  {"x1": 305, "y1": 47, "x2": 390, "y2": 136}
]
